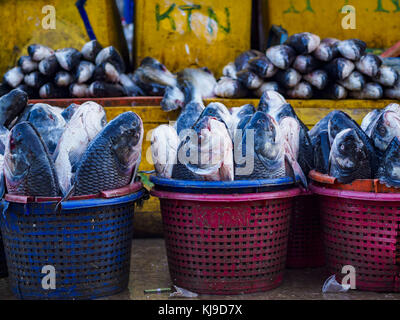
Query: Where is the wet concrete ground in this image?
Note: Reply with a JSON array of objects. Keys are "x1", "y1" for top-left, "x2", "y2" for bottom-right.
[{"x1": 1, "y1": 238, "x2": 400, "y2": 300}]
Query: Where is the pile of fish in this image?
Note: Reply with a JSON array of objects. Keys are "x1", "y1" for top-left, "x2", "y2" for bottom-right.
[
  {"x1": 151, "y1": 90, "x2": 312, "y2": 186},
  {"x1": 215, "y1": 33, "x2": 400, "y2": 100},
  {"x1": 1, "y1": 41, "x2": 144, "y2": 99},
  {"x1": 311, "y1": 102, "x2": 400, "y2": 187},
  {"x1": 0, "y1": 89, "x2": 143, "y2": 198}
]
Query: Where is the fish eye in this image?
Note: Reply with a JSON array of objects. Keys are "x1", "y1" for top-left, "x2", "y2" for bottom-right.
[
  {"x1": 379, "y1": 126, "x2": 386, "y2": 136},
  {"x1": 340, "y1": 144, "x2": 345, "y2": 151}
]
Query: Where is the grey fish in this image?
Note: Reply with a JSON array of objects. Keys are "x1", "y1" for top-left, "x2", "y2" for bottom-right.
[
  {"x1": 230, "y1": 104, "x2": 256, "y2": 137},
  {"x1": 376, "y1": 137, "x2": 400, "y2": 187},
  {"x1": 337, "y1": 39, "x2": 366, "y2": 61},
  {"x1": 95, "y1": 46, "x2": 126, "y2": 73},
  {"x1": 313, "y1": 38, "x2": 339, "y2": 62},
  {"x1": 175, "y1": 99, "x2": 205, "y2": 136},
  {"x1": 134, "y1": 57, "x2": 177, "y2": 87},
  {"x1": 18, "y1": 56, "x2": 38, "y2": 74},
  {"x1": 309, "y1": 110, "x2": 342, "y2": 145},
  {"x1": 329, "y1": 128, "x2": 371, "y2": 183},
  {"x1": 324, "y1": 58, "x2": 355, "y2": 80},
  {"x1": 0, "y1": 126, "x2": 9, "y2": 155},
  {"x1": 313, "y1": 130, "x2": 330, "y2": 174},
  {"x1": 68, "y1": 111, "x2": 143, "y2": 196},
  {"x1": 28, "y1": 44, "x2": 54, "y2": 62},
  {"x1": 373, "y1": 66, "x2": 398, "y2": 87},
  {"x1": 76, "y1": 60, "x2": 95, "y2": 83},
  {"x1": 234, "y1": 50, "x2": 264, "y2": 71},
  {"x1": 319, "y1": 83, "x2": 348, "y2": 100},
  {"x1": 69, "y1": 83, "x2": 89, "y2": 98},
  {"x1": 93, "y1": 62, "x2": 120, "y2": 83},
  {"x1": 81, "y1": 40, "x2": 103, "y2": 62},
  {"x1": 248, "y1": 56, "x2": 278, "y2": 78},
  {"x1": 337, "y1": 71, "x2": 365, "y2": 91},
  {"x1": 0, "y1": 89, "x2": 28, "y2": 128},
  {"x1": 384, "y1": 84, "x2": 400, "y2": 99},
  {"x1": 253, "y1": 81, "x2": 281, "y2": 98},
  {"x1": 370, "y1": 110, "x2": 400, "y2": 153},
  {"x1": 54, "y1": 71, "x2": 74, "y2": 87},
  {"x1": 214, "y1": 76, "x2": 248, "y2": 98},
  {"x1": 258, "y1": 90, "x2": 287, "y2": 113},
  {"x1": 38, "y1": 55, "x2": 59, "y2": 76},
  {"x1": 286, "y1": 81, "x2": 313, "y2": 99},
  {"x1": 303, "y1": 69, "x2": 328, "y2": 90},
  {"x1": 55, "y1": 48, "x2": 82, "y2": 71},
  {"x1": 161, "y1": 86, "x2": 185, "y2": 111},
  {"x1": 274, "y1": 68, "x2": 302, "y2": 89},
  {"x1": 177, "y1": 67, "x2": 217, "y2": 99},
  {"x1": 24, "y1": 71, "x2": 47, "y2": 88},
  {"x1": 292, "y1": 55, "x2": 320, "y2": 74},
  {"x1": 355, "y1": 54, "x2": 382, "y2": 77},
  {"x1": 88, "y1": 81, "x2": 125, "y2": 97},
  {"x1": 222, "y1": 62, "x2": 237, "y2": 79},
  {"x1": 236, "y1": 69, "x2": 263, "y2": 90},
  {"x1": 138, "y1": 81, "x2": 166, "y2": 96},
  {"x1": 0, "y1": 82, "x2": 11, "y2": 97},
  {"x1": 197, "y1": 102, "x2": 232, "y2": 131},
  {"x1": 15, "y1": 84, "x2": 37, "y2": 99},
  {"x1": 266, "y1": 45, "x2": 296, "y2": 70},
  {"x1": 4, "y1": 121, "x2": 60, "y2": 196},
  {"x1": 119, "y1": 73, "x2": 144, "y2": 96},
  {"x1": 349, "y1": 82, "x2": 383, "y2": 99},
  {"x1": 286, "y1": 32, "x2": 321, "y2": 54},
  {"x1": 361, "y1": 109, "x2": 381, "y2": 136},
  {"x1": 3, "y1": 67, "x2": 24, "y2": 88},
  {"x1": 39, "y1": 83, "x2": 69, "y2": 99},
  {"x1": 61, "y1": 103, "x2": 80, "y2": 122}
]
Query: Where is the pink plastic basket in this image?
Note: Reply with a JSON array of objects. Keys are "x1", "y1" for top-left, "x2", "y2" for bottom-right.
[
  {"x1": 286, "y1": 192, "x2": 325, "y2": 268},
  {"x1": 151, "y1": 188, "x2": 301, "y2": 295},
  {"x1": 310, "y1": 185, "x2": 400, "y2": 292}
]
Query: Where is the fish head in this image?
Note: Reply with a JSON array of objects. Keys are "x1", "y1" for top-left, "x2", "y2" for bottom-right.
[
  {"x1": 139, "y1": 57, "x2": 176, "y2": 87},
  {"x1": 372, "y1": 111, "x2": 400, "y2": 152},
  {"x1": 258, "y1": 90, "x2": 287, "y2": 113},
  {"x1": 328, "y1": 112, "x2": 353, "y2": 145},
  {"x1": 279, "y1": 117, "x2": 300, "y2": 159},
  {"x1": 200, "y1": 102, "x2": 231, "y2": 128},
  {"x1": 380, "y1": 137, "x2": 400, "y2": 183}
]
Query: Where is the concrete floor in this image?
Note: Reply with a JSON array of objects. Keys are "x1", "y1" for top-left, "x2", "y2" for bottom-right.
[{"x1": 1, "y1": 238, "x2": 400, "y2": 300}]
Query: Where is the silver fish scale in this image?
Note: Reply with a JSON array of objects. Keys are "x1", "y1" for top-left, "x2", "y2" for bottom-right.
[
  {"x1": 234, "y1": 157, "x2": 285, "y2": 180},
  {"x1": 73, "y1": 136, "x2": 133, "y2": 196}
]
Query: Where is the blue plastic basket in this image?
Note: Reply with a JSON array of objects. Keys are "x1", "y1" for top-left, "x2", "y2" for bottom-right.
[{"x1": 0, "y1": 186, "x2": 146, "y2": 300}]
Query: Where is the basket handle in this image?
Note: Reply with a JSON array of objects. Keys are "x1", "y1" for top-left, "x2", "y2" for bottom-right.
[{"x1": 309, "y1": 170, "x2": 337, "y2": 184}]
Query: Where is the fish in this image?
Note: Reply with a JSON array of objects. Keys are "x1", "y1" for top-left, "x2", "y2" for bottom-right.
[
  {"x1": 70, "y1": 83, "x2": 89, "y2": 98},
  {"x1": 361, "y1": 109, "x2": 381, "y2": 136},
  {"x1": 0, "y1": 89, "x2": 28, "y2": 128},
  {"x1": 15, "y1": 84, "x2": 38, "y2": 99},
  {"x1": 38, "y1": 55, "x2": 59, "y2": 76},
  {"x1": 286, "y1": 32, "x2": 321, "y2": 54},
  {"x1": 151, "y1": 125, "x2": 179, "y2": 179},
  {"x1": 309, "y1": 110, "x2": 343, "y2": 145},
  {"x1": 81, "y1": 40, "x2": 103, "y2": 62},
  {"x1": 355, "y1": 54, "x2": 382, "y2": 77},
  {"x1": 376, "y1": 137, "x2": 400, "y2": 188},
  {"x1": 54, "y1": 102, "x2": 107, "y2": 195},
  {"x1": 258, "y1": 90, "x2": 287, "y2": 114},
  {"x1": 234, "y1": 50, "x2": 263, "y2": 71},
  {"x1": 0, "y1": 126, "x2": 9, "y2": 154},
  {"x1": 175, "y1": 99, "x2": 205, "y2": 136},
  {"x1": 55, "y1": 48, "x2": 82, "y2": 71},
  {"x1": 18, "y1": 56, "x2": 38, "y2": 74},
  {"x1": 88, "y1": 81, "x2": 126, "y2": 97},
  {"x1": 214, "y1": 76, "x2": 248, "y2": 98},
  {"x1": 95, "y1": 46, "x2": 126, "y2": 73},
  {"x1": 337, "y1": 71, "x2": 365, "y2": 91},
  {"x1": 384, "y1": 103, "x2": 400, "y2": 115},
  {"x1": 160, "y1": 86, "x2": 185, "y2": 111},
  {"x1": 318, "y1": 83, "x2": 348, "y2": 100},
  {"x1": 236, "y1": 69, "x2": 263, "y2": 90},
  {"x1": 222, "y1": 61, "x2": 237, "y2": 79},
  {"x1": 39, "y1": 83, "x2": 69, "y2": 98},
  {"x1": 28, "y1": 44, "x2": 54, "y2": 62},
  {"x1": 93, "y1": 62, "x2": 120, "y2": 83},
  {"x1": 336, "y1": 39, "x2": 366, "y2": 61},
  {"x1": 253, "y1": 81, "x2": 281, "y2": 98},
  {"x1": 324, "y1": 58, "x2": 355, "y2": 80},
  {"x1": 313, "y1": 38, "x2": 339, "y2": 62},
  {"x1": 370, "y1": 110, "x2": 400, "y2": 153},
  {"x1": 24, "y1": 71, "x2": 47, "y2": 88},
  {"x1": 75, "y1": 61, "x2": 95, "y2": 83},
  {"x1": 286, "y1": 81, "x2": 313, "y2": 99},
  {"x1": 266, "y1": 45, "x2": 296, "y2": 70},
  {"x1": 384, "y1": 83, "x2": 400, "y2": 99},
  {"x1": 174, "y1": 116, "x2": 233, "y2": 181},
  {"x1": 54, "y1": 71, "x2": 74, "y2": 87},
  {"x1": 230, "y1": 104, "x2": 256, "y2": 137},
  {"x1": 373, "y1": 66, "x2": 398, "y2": 87},
  {"x1": 134, "y1": 57, "x2": 177, "y2": 87},
  {"x1": 119, "y1": 73, "x2": 144, "y2": 96},
  {"x1": 61, "y1": 103, "x2": 80, "y2": 122},
  {"x1": 274, "y1": 68, "x2": 302, "y2": 89},
  {"x1": 68, "y1": 111, "x2": 143, "y2": 196},
  {"x1": 3, "y1": 67, "x2": 24, "y2": 88},
  {"x1": 177, "y1": 68, "x2": 217, "y2": 99},
  {"x1": 4, "y1": 121, "x2": 60, "y2": 196},
  {"x1": 303, "y1": 70, "x2": 328, "y2": 90},
  {"x1": 313, "y1": 130, "x2": 331, "y2": 174},
  {"x1": 292, "y1": 55, "x2": 320, "y2": 74},
  {"x1": 0, "y1": 82, "x2": 11, "y2": 97},
  {"x1": 197, "y1": 102, "x2": 232, "y2": 132},
  {"x1": 27, "y1": 103, "x2": 67, "y2": 155},
  {"x1": 349, "y1": 82, "x2": 383, "y2": 99},
  {"x1": 329, "y1": 128, "x2": 371, "y2": 183},
  {"x1": 280, "y1": 117, "x2": 300, "y2": 160},
  {"x1": 138, "y1": 81, "x2": 166, "y2": 96},
  {"x1": 248, "y1": 56, "x2": 278, "y2": 78}
]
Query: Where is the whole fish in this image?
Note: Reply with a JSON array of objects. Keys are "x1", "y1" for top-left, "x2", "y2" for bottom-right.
[
  {"x1": 324, "y1": 58, "x2": 355, "y2": 80},
  {"x1": 234, "y1": 50, "x2": 263, "y2": 71},
  {"x1": 373, "y1": 66, "x2": 398, "y2": 87},
  {"x1": 95, "y1": 46, "x2": 126, "y2": 73},
  {"x1": 236, "y1": 69, "x2": 263, "y2": 90},
  {"x1": 337, "y1": 71, "x2": 365, "y2": 91},
  {"x1": 55, "y1": 48, "x2": 82, "y2": 71},
  {"x1": 292, "y1": 55, "x2": 320, "y2": 74},
  {"x1": 222, "y1": 61, "x2": 237, "y2": 79},
  {"x1": 286, "y1": 32, "x2": 321, "y2": 54},
  {"x1": 313, "y1": 130, "x2": 331, "y2": 174},
  {"x1": 151, "y1": 125, "x2": 179, "y2": 179},
  {"x1": 253, "y1": 81, "x2": 281, "y2": 98},
  {"x1": 313, "y1": 38, "x2": 339, "y2": 62},
  {"x1": 119, "y1": 73, "x2": 144, "y2": 96},
  {"x1": 70, "y1": 83, "x2": 89, "y2": 98},
  {"x1": 303, "y1": 70, "x2": 328, "y2": 90},
  {"x1": 329, "y1": 128, "x2": 371, "y2": 183},
  {"x1": 377, "y1": 137, "x2": 400, "y2": 188},
  {"x1": 18, "y1": 56, "x2": 38, "y2": 74},
  {"x1": 177, "y1": 67, "x2": 217, "y2": 99},
  {"x1": 81, "y1": 40, "x2": 103, "y2": 62},
  {"x1": 38, "y1": 55, "x2": 59, "y2": 76},
  {"x1": 370, "y1": 111, "x2": 400, "y2": 153},
  {"x1": 28, "y1": 44, "x2": 54, "y2": 62},
  {"x1": 214, "y1": 76, "x2": 248, "y2": 98},
  {"x1": 76, "y1": 61, "x2": 95, "y2": 83},
  {"x1": 274, "y1": 68, "x2": 302, "y2": 89},
  {"x1": 0, "y1": 89, "x2": 28, "y2": 128},
  {"x1": 337, "y1": 39, "x2": 366, "y2": 61},
  {"x1": 286, "y1": 81, "x2": 313, "y2": 99},
  {"x1": 355, "y1": 54, "x2": 382, "y2": 77},
  {"x1": 3, "y1": 67, "x2": 24, "y2": 88},
  {"x1": 4, "y1": 121, "x2": 60, "y2": 196},
  {"x1": 88, "y1": 81, "x2": 126, "y2": 97},
  {"x1": 39, "y1": 83, "x2": 69, "y2": 98},
  {"x1": 54, "y1": 71, "x2": 74, "y2": 87},
  {"x1": 69, "y1": 111, "x2": 143, "y2": 196},
  {"x1": 24, "y1": 71, "x2": 47, "y2": 88},
  {"x1": 134, "y1": 57, "x2": 177, "y2": 87},
  {"x1": 61, "y1": 103, "x2": 80, "y2": 122},
  {"x1": 160, "y1": 86, "x2": 185, "y2": 111},
  {"x1": 248, "y1": 56, "x2": 278, "y2": 78},
  {"x1": 54, "y1": 102, "x2": 107, "y2": 195},
  {"x1": 175, "y1": 98, "x2": 205, "y2": 136},
  {"x1": 266, "y1": 45, "x2": 296, "y2": 70},
  {"x1": 349, "y1": 82, "x2": 383, "y2": 99}
]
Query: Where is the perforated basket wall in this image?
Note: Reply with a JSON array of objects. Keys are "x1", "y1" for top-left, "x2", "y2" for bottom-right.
[
  {"x1": 154, "y1": 189, "x2": 299, "y2": 295},
  {"x1": 0, "y1": 192, "x2": 142, "y2": 300},
  {"x1": 316, "y1": 192, "x2": 400, "y2": 292},
  {"x1": 286, "y1": 194, "x2": 325, "y2": 268},
  {"x1": 0, "y1": 230, "x2": 7, "y2": 278}
]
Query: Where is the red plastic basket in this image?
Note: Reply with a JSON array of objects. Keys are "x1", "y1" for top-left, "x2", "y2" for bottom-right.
[
  {"x1": 151, "y1": 188, "x2": 301, "y2": 295},
  {"x1": 286, "y1": 192, "x2": 325, "y2": 268},
  {"x1": 310, "y1": 185, "x2": 400, "y2": 292}
]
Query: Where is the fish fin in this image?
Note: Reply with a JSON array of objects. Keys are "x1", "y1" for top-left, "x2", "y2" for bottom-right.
[{"x1": 55, "y1": 184, "x2": 75, "y2": 212}]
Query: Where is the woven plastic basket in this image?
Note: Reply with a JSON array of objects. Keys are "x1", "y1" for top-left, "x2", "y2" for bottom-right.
[
  {"x1": 0, "y1": 229, "x2": 7, "y2": 278},
  {"x1": 0, "y1": 183, "x2": 146, "y2": 300},
  {"x1": 151, "y1": 177, "x2": 301, "y2": 295},
  {"x1": 286, "y1": 192, "x2": 325, "y2": 268},
  {"x1": 311, "y1": 184, "x2": 400, "y2": 292}
]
